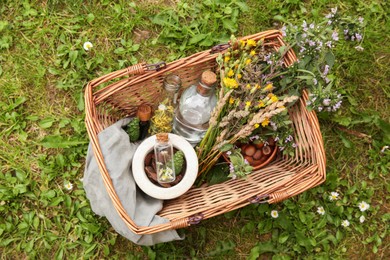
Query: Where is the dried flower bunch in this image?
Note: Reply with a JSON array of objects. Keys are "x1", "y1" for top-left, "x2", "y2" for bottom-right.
[{"x1": 197, "y1": 36, "x2": 299, "y2": 176}]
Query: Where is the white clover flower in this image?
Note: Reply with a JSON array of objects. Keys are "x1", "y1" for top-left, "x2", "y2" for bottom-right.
[
  {"x1": 329, "y1": 191, "x2": 339, "y2": 201},
  {"x1": 359, "y1": 216, "x2": 366, "y2": 223},
  {"x1": 317, "y1": 206, "x2": 325, "y2": 215},
  {"x1": 271, "y1": 210, "x2": 279, "y2": 218},
  {"x1": 341, "y1": 220, "x2": 350, "y2": 227},
  {"x1": 83, "y1": 41, "x2": 93, "y2": 51},
  {"x1": 358, "y1": 201, "x2": 370, "y2": 212},
  {"x1": 64, "y1": 181, "x2": 73, "y2": 191}
]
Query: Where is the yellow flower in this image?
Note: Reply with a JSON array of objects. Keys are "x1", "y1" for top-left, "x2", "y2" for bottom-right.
[
  {"x1": 264, "y1": 83, "x2": 273, "y2": 91},
  {"x1": 245, "y1": 101, "x2": 251, "y2": 107},
  {"x1": 271, "y1": 95, "x2": 278, "y2": 103},
  {"x1": 237, "y1": 73, "x2": 242, "y2": 79},
  {"x1": 258, "y1": 101, "x2": 265, "y2": 108},
  {"x1": 254, "y1": 123, "x2": 260, "y2": 129},
  {"x1": 240, "y1": 40, "x2": 246, "y2": 48},
  {"x1": 246, "y1": 84, "x2": 251, "y2": 89},
  {"x1": 255, "y1": 84, "x2": 260, "y2": 89},
  {"x1": 223, "y1": 77, "x2": 239, "y2": 89},
  {"x1": 227, "y1": 69, "x2": 234, "y2": 77},
  {"x1": 245, "y1": 58, "x2": 252, "y2": 65},
  {"x1": 229, "y1": 97, "x2": 235, "y2": 104},
  {"x1": 250, "y1": 50, "x2": 256, "y2": 56},
  {"x1": 261, "y1": 118, "x2": 270, "y2": 127},
  {"x1": 246, "y1": 39, "x2": 256, "y2": 47},
  {"x1": 224, "y1": 56, "x2": 230, "y2": 63}
]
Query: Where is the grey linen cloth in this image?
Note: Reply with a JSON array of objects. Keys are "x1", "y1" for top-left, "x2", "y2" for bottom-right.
[{"x1": 83, "y1": 118, "x2": 184, "y2": 245}]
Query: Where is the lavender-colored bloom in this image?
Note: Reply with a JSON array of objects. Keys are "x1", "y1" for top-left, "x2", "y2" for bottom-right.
[
  {"x1": 323, "y1": 65, "x2": 330, "y2": 76},
  {"x1": 323, "y1": 98, "x2": 331, "y2": 106},
  {"x1": 326, "y1": 41, "x2": 332, "y2": 48},
  {"x1": 355, "y1": 45, "x2": 364, "y2": 51},
  {"x1": 244, "y1": 159, "x2": 249, "y2": 165},
  {"x1": 279, "y1": 146, "x2": 285, "y2": 151},
  {"x1": 249, "y1": 135, "x2": 259, "y2": 142},
  {"x1": 358, "y1": 17, "x2": 364, "y2": 24},
  {"x1": 302, "y1": 33, "x2": 307, "y2": 38},
  {"x1": 292, "y1": 143, "x2": 298, "y2": 148},
  {"x1": 274, "y1": 136, "x2": 280, "y2": 142},
  {"x1": 300, "y1": 46, "x2": 306, "y2": 53},
  {"x1": 327, "y1": 20, "x2": 332, "y2": 25},
  {"x1": 318, "y1": 106, "x2": 323, "y2": 112},
  {"x1": 226, "y1": 151, "x2": 232, "y2": 156},
  {"x1": 309, "y1": 40, "x2": 316, "y2": 46},
  {"x1": 231, "y1": 173, "x2": 237, "y2": 180},
  {"x1": 281, "y1": 26, "x2": 287, "y2": 37},
  {"x1": 326, "y1": 107, "x2": 332, "y2": 112},
  {"x1": 332, "y1": 31, "x2": 339, "y2": 41},
  {"x1": 229, "y1": 163, "x2": 235, "y2": 173},
  {"x1": 355, "y1": 33, "x2": 362, "y2": 41},
  {"x1": 313, "y1": 78, "x2": 318, "y2": 85},
  {"x1": 317, "y1": 41, "x2": 323, "y2": 47},
  {"x1": 285, "y1": 135, "x2": 293, "y2": 143},
  {"x1": 344, "y1": 29, "x2": 349, "y2": 35},
  {"x1": 351, "y1": 35, "x2": 355, "y2": 41},
  {"x1": 309, "y1": 23, "x2": 315, "y2": 29},
  {"x1": 331, "y1": 7, "x2": 337, "y2": 14},
  {"x1": 325, "y1": 77, "x2": 331, "y2": 84}
]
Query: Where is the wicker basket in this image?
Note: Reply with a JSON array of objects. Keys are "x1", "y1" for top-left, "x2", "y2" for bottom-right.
[{"x1": 84, "y1": 30, "x2": 326, "y2": 235}]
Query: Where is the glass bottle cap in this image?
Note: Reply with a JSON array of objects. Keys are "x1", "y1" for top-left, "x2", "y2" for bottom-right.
[
  {"x1": 163, "y1": 74, "x2": 182, "y2": 92},
  {"x1": 201, "y1": 70, "x2": 217, "y2": 86},
  {"x1": 156, "y1": 133, "x2": 169, "y2": 143}
]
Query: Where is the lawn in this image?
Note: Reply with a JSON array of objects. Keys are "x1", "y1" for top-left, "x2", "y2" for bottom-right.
[{"x1": 0, "y1": 0, "x2": 389, "y2": 259}]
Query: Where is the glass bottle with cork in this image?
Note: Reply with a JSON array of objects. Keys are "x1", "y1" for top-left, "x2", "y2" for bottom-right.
[
  {"x1": 154, "y1": 133, "x2": 176, "y2": 183},
  {"x1": 137, "y1": 104, "x2": 152, "y2": 140},
  {"x1": 149, "y1": 74, "x2": 182, "y2": 135},
  {"x1": 173, "y1": 70, "x2": 217, "y2": 146}
]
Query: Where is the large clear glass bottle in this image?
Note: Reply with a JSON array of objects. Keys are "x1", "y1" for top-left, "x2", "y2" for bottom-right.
[
  {"x1": 173, "y1": 70, "x2": 217, "y2": 146},
  {"x1": 154, "y1": 133, "x2": 176, "y2": 183}
]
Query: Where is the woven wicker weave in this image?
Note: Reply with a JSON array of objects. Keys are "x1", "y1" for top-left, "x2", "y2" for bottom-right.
[{"x1": 84, "y1": 30, "x2": 326, "y2": 235}]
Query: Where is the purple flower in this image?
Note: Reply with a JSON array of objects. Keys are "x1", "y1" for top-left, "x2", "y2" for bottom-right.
[
  {"x1": 323, "y1": 98, "x2": 331, "y2": 106},
  {"x1": 292, "y1": 143, "x2": 298, "y2": 148},
  {"x1": 318, "y1": 106, "x2": 323, "y2": 112},
  {"x1": 229, "y1": 163, "x2": 235, "y2": 173},
  {"x1": 244, "y1": 159, "x2": 249, "y2": 165},
  {"x1": 313, "y1": 78, "x2": 318, "y2": 85},
  {"x1": 326, "y1": 41, "x2": 332, "y2": 48},
  {"x1": 274, "y1": 136, "x2": 280, "y2": 142},
  {"x1": 309, "y1": 40, "x2": 316, "y2": 46},
  {"x1": 355, "y1": 33, "x2": 362, "y2": 41},
  {"x1": 226, "y1": 151, "x2": 232, "y2": 156},
  {"x1": 281, "y1": 26, "x2": 287, "y2": 37},
  {"x1": 249, "y1": 135, "x2": 259, "y2": 142},
  {"x1": 309, "y1": 23, "x2": 315, "y2": 29},
  {"x1": 302, "y1": 33, "x2": 307, "y2": 38},
  {"x1": 285, "y1": 135, "x2": 293, "y2": 143},
  {"x1": 325, "y1": 77, "x2": 331, "y2": 83},
  {"x1": 300, "y1": 46, "x2": 306, "y2": 53},
  {"x1": 344, "y1": 29, "x2": 349, "y2": 35},
  {"x1": 279, "y1": 146, "x2": 285, "y2": 151},
  {"x1": 323, "y1": 65, "x2": 330, "y2": 76},
  {"x1": 332, "y1": 31, "x2": 339, "y2": 41}
]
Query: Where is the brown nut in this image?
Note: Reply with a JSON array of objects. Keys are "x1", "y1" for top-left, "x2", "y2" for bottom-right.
[
  {"x1": 262, "y1": 145, "x2": 272, "y2": 156},
  {"x1": 244, "y1": 155, "x2": 254, "y2": 165},
  {"x1": 253, "y1": 149, "x2": 263, "y2": 160},
  {"x1": 244, "y1": 145, "x2": 256, "y2": 156},
  {"x1": 254, "y1": 142, "x2": 264, "y2": 149}
]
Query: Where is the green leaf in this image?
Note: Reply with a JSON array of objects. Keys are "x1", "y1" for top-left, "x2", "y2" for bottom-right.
[
  {"x1": 234, "y1": 2, "x2": 249, "y2": 12},
  {"x1": 69, "y1": 50, "x2": 78, "y2": 63},
  {"x1": 39, "y1": 118, "x2": 55, "y2": 129},
  {"x1": 278, "y1": 232, "x2": 289, "y2": 244},
  {"x1": 86, "y1": 13, "x2": 95, "y2": 23},
  {"x1": 222, "y1": 19, "x2": 237, "y2": 32},
  {"x1": 219, "y1": 143, "x2": 233, "y2": 152},
  {"x1": 324, "y1": 52, "x2": 335, "y2": 67},
  {"x1": 189, "y1": 34, "x2": 207, "y2": 45},
  {"x1": 40, "y1": 135, "x2": 88, "y2": 148}
]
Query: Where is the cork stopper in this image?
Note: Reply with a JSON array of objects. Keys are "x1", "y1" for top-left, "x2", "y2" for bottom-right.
[
  {"x1": 137, "y1": 104, "x2": 152, "y2": 121},
  {"x1": 200, "y1": 70, "x2": 217, "y2": 86},
  {"x1": 156, "y1": 133, "x2": 169, "y2": 143}
]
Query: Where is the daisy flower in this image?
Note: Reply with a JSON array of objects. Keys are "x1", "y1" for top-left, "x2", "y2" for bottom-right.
[
  {"x1": 83, "y1": 41, "x2": 93, "y2": 51},
  {"x1": 64, "y1": 181, "x2": 73, "y2": 191},
  {"x1": 358, "y1": 201, "x2": 370, "y2": 212},
  {"x1": 359, "y1": 216, "x2": 365, "y2": 223},
  {"x1": 271, "y1": 210, "x2": 279, "y2": 218},
  {"x1": 329, "y1": 191, "x2": 339, "y2": 201},
  {"x1": 317, "y1": 206, "x2": 325, "y2": 215},
  {"x1": 341, "y1": 220, "x2": 350, "y2": 228}
]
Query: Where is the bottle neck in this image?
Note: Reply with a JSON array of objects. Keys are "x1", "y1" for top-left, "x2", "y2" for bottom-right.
[{"x1": 196, "y1": 81, "x2": 214, "y2": 97}]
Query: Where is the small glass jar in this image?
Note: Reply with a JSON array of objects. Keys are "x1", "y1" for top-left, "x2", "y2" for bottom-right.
[
  {"x1": 163, "y1": 74, "x2": 182, "y2": 108},
  {"x1": 154, "y1": 133, "x2": 175, "y2": 183}
]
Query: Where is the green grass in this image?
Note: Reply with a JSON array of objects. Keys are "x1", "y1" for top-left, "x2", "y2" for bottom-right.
[{"x1": 1, "y1": 0, "x2": 389, "y2": 259}]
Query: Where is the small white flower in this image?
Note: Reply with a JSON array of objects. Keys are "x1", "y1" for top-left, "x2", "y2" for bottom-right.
[
  {"x1": 79, "y1": 177, "x2": 84, "y2": 182},
  {"x1": 329, "y1": 191, "x2": 339, "y2": 201},
  {"x1": 158, "y1": 104, "x2": 167, "y2": 111},
  {"x1": 358, "y1": 201, "x2": 370, "y2": 212},
  {"x1": 271, "y1": 210, "x2": 279, "y2": 218},
  {"x1": 341, "y1": 220, "x2": 350, "y2": 227},
  {"x1": 380, "y1": 145, "x2": 389, "y2": 153},
  {"x1": 317, "y1": 206, "x2": 325, "y2": 215},
  {"x1": 64, "y1": 181, "x2": 73, "y2": 191},
  {"x1": 83, "y1": 41, "x2": 93, "y2": 51},
  {"x1": 359, "y1": 216, "x2": 366, "y2": 223}
]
